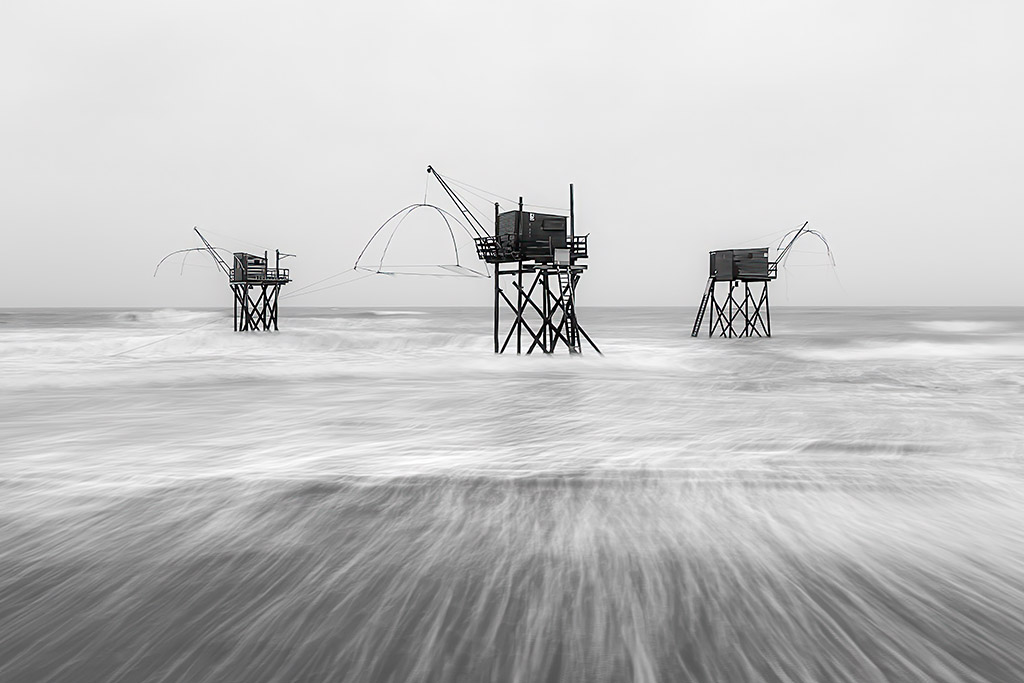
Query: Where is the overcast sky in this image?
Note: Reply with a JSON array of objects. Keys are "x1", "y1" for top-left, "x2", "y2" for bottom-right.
[{"x1": 3, "y1": 0, "x2": 1021, "y2": 307}]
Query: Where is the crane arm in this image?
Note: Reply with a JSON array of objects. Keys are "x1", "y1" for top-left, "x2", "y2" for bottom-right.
[
  {"x1": 193, "y1": 227, "x2": 232, "y2": 276},
  {"x1": 426, "y1": 166, "x2": 489, "y2": 238},
  {"x1": 770, "y1": 222, "x2": 835, "y2": 276},
  {"x1": 775, "y1": 221, "x2": 810, "y2": 264}
]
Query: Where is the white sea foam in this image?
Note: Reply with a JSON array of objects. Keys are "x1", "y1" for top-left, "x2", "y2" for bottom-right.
[
  {"x1": 2, "y1": 306, "x2": 1024, "y2": 682},
  {"x1": 795, "y1": 339, "x2": 1024, "y2": 362},
  {"x1": 912, "y1": 319, "x2": 1005, "y2": 333}
]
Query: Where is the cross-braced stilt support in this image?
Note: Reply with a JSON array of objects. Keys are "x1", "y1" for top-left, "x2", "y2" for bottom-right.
[
  {"x1": 231, "y1": 283, "x2": 283, "y2": 331},
  {"x1": 705, "y1": 280, "x2": 771, "y2": 338},
  {"x1": 493, "y1": 263, "x2": 600, "y2": 354}
]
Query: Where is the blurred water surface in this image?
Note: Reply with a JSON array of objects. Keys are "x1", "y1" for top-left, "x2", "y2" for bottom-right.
[{"x1": 2, "y1": 306, "x2": 1024, "y2": 682}]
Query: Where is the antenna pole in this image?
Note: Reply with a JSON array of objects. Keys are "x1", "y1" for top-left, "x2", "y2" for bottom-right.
[
  {"x1": 494, "y1": 200, "x2": 500, "y2": 353},
  {"x1": 516, "y1": 196, "x2": 523, "y2": 251},
  {"x1": 569, "y1": 183, "x2": 575, "y2": 241}
]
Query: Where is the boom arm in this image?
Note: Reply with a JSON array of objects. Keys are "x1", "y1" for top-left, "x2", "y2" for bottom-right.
[
  {"x1": 426, "y1": 166, "x2": 489, "y2": 238},
  {"x1": 775, "y1": 221, "x2": 809, "y2": 264},
  {"x1": 193, "y1": 227, "x2": 231, "y2": 276},
  {"x1": 771, "y1": 221, "x2": 835, "y2": 275}
]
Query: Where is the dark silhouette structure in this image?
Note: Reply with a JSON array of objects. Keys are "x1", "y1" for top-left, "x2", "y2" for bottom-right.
[
  {"x1": 226, "y1": 248, "x2": 291, "y2": 331},
  {"x1": 692, "y1": 222, "x2": 831, "y2": 338},
  {"x1": 428, "y1": 167, "x2": 599, "y2": 354},
  {"x1": 159, "y1": 228, "x2": 292, "y2": 331},
  {"x1": 691, "y1": 247, "x2": 776, "y2": 338}
]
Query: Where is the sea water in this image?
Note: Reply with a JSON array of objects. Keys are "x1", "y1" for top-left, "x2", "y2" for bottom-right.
[{"x1": 2, "y1": 306, "x2": 1023, "y2": 682}]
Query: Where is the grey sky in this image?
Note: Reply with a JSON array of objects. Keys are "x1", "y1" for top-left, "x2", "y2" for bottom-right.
[{"x1": 3, "y1": 0, "x2": 1021, "y2": 307}]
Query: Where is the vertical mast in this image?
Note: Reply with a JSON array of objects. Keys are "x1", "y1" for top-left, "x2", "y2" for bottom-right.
[
  {"x1": 493, "y1": 202, "x2": 500, "y2": 353},
  {"x1": 569, "y1": 183, "x2": 575, "y2": 241}
]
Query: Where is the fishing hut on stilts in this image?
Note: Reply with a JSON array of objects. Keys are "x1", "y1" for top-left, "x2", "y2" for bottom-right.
[
  {"x1": 427, "y1": 167, "x2": 600, "y2": 355},
  {"x1": 690, "y1": 222, "x2": 832, "y2": 338},
  {"x1": 157, "y1": 228, "x2": 293, "y2": 331}
]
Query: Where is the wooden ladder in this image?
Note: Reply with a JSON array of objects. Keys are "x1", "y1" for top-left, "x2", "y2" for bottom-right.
[
  {"x1": 556, "y1": 267, "x2": 581, "y2": 354},
  {"x1": 691, "y1": 277, "x2": 714, "y2": 337}
]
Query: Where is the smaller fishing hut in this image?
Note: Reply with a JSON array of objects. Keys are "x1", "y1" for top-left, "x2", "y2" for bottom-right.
[
  {"x1": 157, "y1": 228, "x2": 293, "y2": 331},
  {"x1": 691, "y1": 222, "x2": 831, "y2": 338},
  {"x1": 228, "y1": 248, "x2": 291, "y2": 331},
  {"x1": 692, "y1": 248, "x2": 776, "y2": 337}
]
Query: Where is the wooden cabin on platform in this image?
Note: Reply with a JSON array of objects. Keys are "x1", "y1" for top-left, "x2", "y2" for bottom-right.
[
  {"x1": 473, "y1": 203, "x2": 598, "y2": 354},
  {"x1": 426, "y1": 166, "x2": 598, "y2": 354},
  {"x1": 229, "y1": 250, "x2": 291, "y2": 331},
  {"x1": 180, "y1": 228, "x2": 292, "y2": 331},
  {"x1": 692, "y1": 247, "x2": 776, "y2": 338},
  {"x1": 691, "y1": 222, "x2": 828, "y2": 338}
]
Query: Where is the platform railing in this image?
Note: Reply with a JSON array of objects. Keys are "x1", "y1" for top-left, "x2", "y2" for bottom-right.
[
  {"x1": 474, "y1": 235, "x2": 589, "y2": 264},
  {"x1": 474, "y1": 235, "x2": 520, "y2": 264},
  {"x1": 230, "y1": 267, "x2": 291, "y2": 283},
  {"x1": 570, "y1": 235, "x2": 588, "y2": 259}
]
